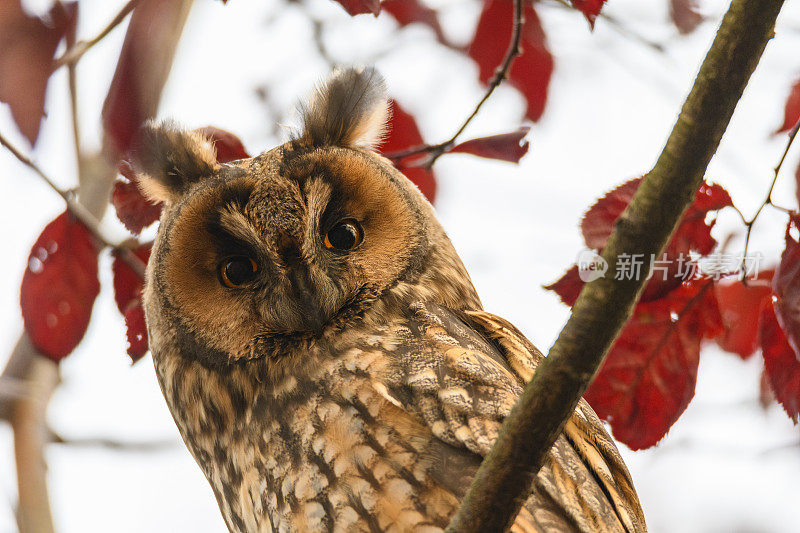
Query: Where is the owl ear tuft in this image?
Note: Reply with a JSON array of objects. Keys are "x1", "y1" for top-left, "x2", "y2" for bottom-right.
[
  {"x1": 130, "y1": 121, "x2": 219, "y2": 205},
  {"x1": 298, "y1": 66, "x2": 390, "y2": 150}
]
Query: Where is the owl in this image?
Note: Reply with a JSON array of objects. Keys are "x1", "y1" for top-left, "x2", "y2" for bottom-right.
[{"x1": 134, "y1": 67, "x2": 647, "y2": 532}]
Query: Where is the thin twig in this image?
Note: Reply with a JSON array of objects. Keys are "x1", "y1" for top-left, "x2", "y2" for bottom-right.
[
  {"x1": 383, "y1": 0, "x2": 525, "y2": 167},
  {"x1": 48, "y1": 431, "x2": 178, "y2": 452},
  {"x1": 0, "y1": 377, "x2": 32, "y2": 403},
  {"x1": 0, "y1": 132, "x2": 146, "y2": 278},
  {"x1": 52, "y1": 0, "x2": 141, "y2": 71},
  {"x1": 546, "y1": 0, "x2": 666, "y2": 53},
  {"x1": 65, "y1": 12, "x2": 82, "y2": 171},
  {"x1": 739, "y1": 121, "x2": 800, "y2": 280}
]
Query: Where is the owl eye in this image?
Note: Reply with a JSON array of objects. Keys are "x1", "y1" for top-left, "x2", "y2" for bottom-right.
[
  {"x1": 324, "y1": 219, "x2": 363, "y2": 251},
  {"x1": 219, "y1": 256, "x2": 258, "y2": 288}
]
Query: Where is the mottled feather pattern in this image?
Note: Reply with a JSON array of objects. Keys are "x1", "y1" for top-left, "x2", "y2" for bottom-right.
[
  {"x1": 139, "y1": 67, "x2": 646, "y2": 533},
  {"x1": 153, "y1": 298, "x2": 644, "y2": 532}
]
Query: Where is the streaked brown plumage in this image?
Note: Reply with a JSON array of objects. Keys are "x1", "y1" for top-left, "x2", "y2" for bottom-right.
[{"x1": 136, "y1": 67, "x2": 647, "y2": 532}]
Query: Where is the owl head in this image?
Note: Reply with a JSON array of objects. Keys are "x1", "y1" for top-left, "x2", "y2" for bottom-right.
[{"x1": 134, "y1": 67, "x2": 479, "y2": 368}]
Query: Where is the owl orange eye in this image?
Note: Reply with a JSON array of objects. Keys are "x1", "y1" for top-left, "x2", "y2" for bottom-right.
[
  {"x1": 219, "y1": 256, "x2": 258, "y2": 288},
  {"x1": 324, "y1": 219, "x2": 363, "y2": 251}
]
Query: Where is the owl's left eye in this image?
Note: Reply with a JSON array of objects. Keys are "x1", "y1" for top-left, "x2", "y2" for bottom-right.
[
  {"x1": 219, "y1": 256, "x2": 258, "y2": 288},
  {"x1": 324, "y1": 219, "x2": 363, "y2": 251}
]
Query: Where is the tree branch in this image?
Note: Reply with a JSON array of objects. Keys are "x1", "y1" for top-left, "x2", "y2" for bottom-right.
[
  {"x1": 383, "y1": 0, "x2": 524, "y2": 167},
  {"x1": 446, "y1": 0, "x2": 787, "y2": 530},
  {"x1": 0, "y1": 132, "x2": 147, "y2": 278},
  {"x1": 7, "y1": 335, "x2": 58, "y2": 533}
]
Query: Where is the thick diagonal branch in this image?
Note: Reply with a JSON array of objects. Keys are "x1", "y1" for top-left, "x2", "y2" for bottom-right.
[{"x1": 447, "y1": 0, "x2": 787, "y2": 530}]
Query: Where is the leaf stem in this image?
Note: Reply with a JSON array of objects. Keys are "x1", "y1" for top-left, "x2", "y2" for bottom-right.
[
  {"x1": 52, "y1": 0, "x2": 141, "y2": 71},
  {"x1": 739, "y1": 121, "x2": 800, "y2": 280},
  {"x1": 383, "y1": 0, "x2": 524, "y2": 166},
  {"x1": 0, "y1": 131, "x2": 146, "y2": 277}
]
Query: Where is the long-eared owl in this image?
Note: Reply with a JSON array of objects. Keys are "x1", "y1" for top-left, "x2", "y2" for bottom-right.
[{"x1": 134, "y1": 67, "x2": 646, "y2": 532}]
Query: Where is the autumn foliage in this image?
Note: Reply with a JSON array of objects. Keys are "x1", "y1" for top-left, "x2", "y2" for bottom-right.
[{"x1": 3, "y1": 0, "x2": 800, "y2": 455}]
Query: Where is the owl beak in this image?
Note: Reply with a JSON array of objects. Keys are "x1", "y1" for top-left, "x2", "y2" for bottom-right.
[
  {"x1": 275, "y1": 234, "x2": 330, "y2": 335},
  {"x1": 289, "y1": 270, "x2": 327, "y2": 334}
]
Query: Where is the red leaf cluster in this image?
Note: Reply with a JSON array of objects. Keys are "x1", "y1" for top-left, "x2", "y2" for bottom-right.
[
  {"x1": 584, "y1": 281, "x2": 722, "y2": 449},
  {"x1": 0, "y1": 1, "x2": 77, "y2": 145},
  {"x1": 547, "y1": 178, "x2": 740, "y2": 448},
  {"x1": 112, "y1": 245, "x2": 152, "y2": 362},
  {"x1": 549, "y1": 178, "x2": 734, "y2": 306},
  {"x1": 548, "y1": 166, "x2": 800, "y2": 446},
  {"x1": 469, "y1": 0, "x2": 553, "y2": 122},
  {"x1": 450, "y1": 127, "x2": 530, "y2": 163},
  {"x1": 20, "y1": 211, "x2": 99, "y2": 361},
  {"x1": 775, "y1": 78, "x2": 800, "y2": 135},
  {"x1": 378, "y1": 101, "x2": 437, "y2": 202}
]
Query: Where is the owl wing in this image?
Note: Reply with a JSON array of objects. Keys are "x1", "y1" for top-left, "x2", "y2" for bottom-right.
[{"x1": 381, "y1": 301, "x2": 646, "y2": 533}]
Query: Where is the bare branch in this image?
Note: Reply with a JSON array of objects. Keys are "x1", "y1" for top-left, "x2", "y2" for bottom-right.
[
  {"x1": 52, "y1": 0, "x2": 141, "y2": 71},
  {"x1": 447, "y1": 0, "x2": 787, "y2": 530},
  {"x1": 48, "y1": 431, "x2": 177, "y2": 452},
  {"x1": 547, "y1": 0, "x2": 667, "y2": 53},
  {"x1": 383, "y1": 0, "x2": 525, "y2": 166},
  {"x1": 0, "y1": 132, "x2": 147, "y2": 278},
  {"x1": 9, "y1": 338, "x2": 58, "y2": 533},
  {"x1": 740, "y1": 121, "x2": 800, "y2": 279}
]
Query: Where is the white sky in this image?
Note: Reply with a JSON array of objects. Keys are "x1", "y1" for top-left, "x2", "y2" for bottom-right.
[{"x1": 1, "y1": 0, "x2": 800, "y2": 531}]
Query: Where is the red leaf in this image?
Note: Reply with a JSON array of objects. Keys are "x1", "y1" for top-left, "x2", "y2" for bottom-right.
[
  {"x1": 382, "y1": 0, "x2": 446, "y2": 44},
  {"x1": 112, "y1": 245, "x2": 151, "y2": 362},
  {"x1": 772, "y1": 219, "x2": 800, "y2": 360},
  {"x1": 797, "y1": 160, "x2": 800, "y2": 209},
  {"x1": 0, "y1": 1, "x2": 77, "y2": 145},
  {"x1": 543, "y1": 265, "x2": 583, "y2": 306},
  {"x1": 714, "y1": 274, "x2": 773, "y2": 359},
  {"x1": 332, "y1": 0, "x2": 381, "y2": 16},
  {"x1": 570, "y1": 0, "x2": 606, "y2": 28},
  {"x1": 585, "y1": 280, "x2": 722, "y2": 449},
  {"x1": 582, "y1": 179, "x2": 732, "y2": 252},
  {"x1": 581, "y1": 178, "x2": 641, "y2": 251},
  {"x1": 112, "y1": 162, "x2": 162, "y2": 235},
  {"x1": 124, "y1": 305, "x2": 149, "y2": 362},
  {"x1": 670, "y1": 0, "x2": 703, "y2": 34},
  {"x1": 468, "y1": 0, "x2": 554, "y2": 122},
  {"x1": 760, "y1": 306, "x2": 800, "y2": 421},
  {"x1": 112, "y1": 245, "x2": 151, "y2": 315},
  {"x1": 775, "y1": 78, "x2": 800, "y2": 135},
  {"x1": 378, "y1": 100, "x2": 437, "y2": 202},
  {"x1": 450, "y1": 127, "x2": 530, "y2": 163},
  {"x1": 102, "y1": 0, "x2": 192, "y2": 156},
  {"x1": 196, "y1": 126, "x2": 250, "y2": 163},
  {"x1": 20, "y1": 211, "x2": 99, "y2": 361}
]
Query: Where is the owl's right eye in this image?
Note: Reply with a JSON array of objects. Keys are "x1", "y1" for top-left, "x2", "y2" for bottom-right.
[{"x1": 219, "y1": 256, "x2": 258, "y2": 288}]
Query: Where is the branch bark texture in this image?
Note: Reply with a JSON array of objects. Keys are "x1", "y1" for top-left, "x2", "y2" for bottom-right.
[{"x1": 446, "y1": 0, "x2": 787, "y2": 530}]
